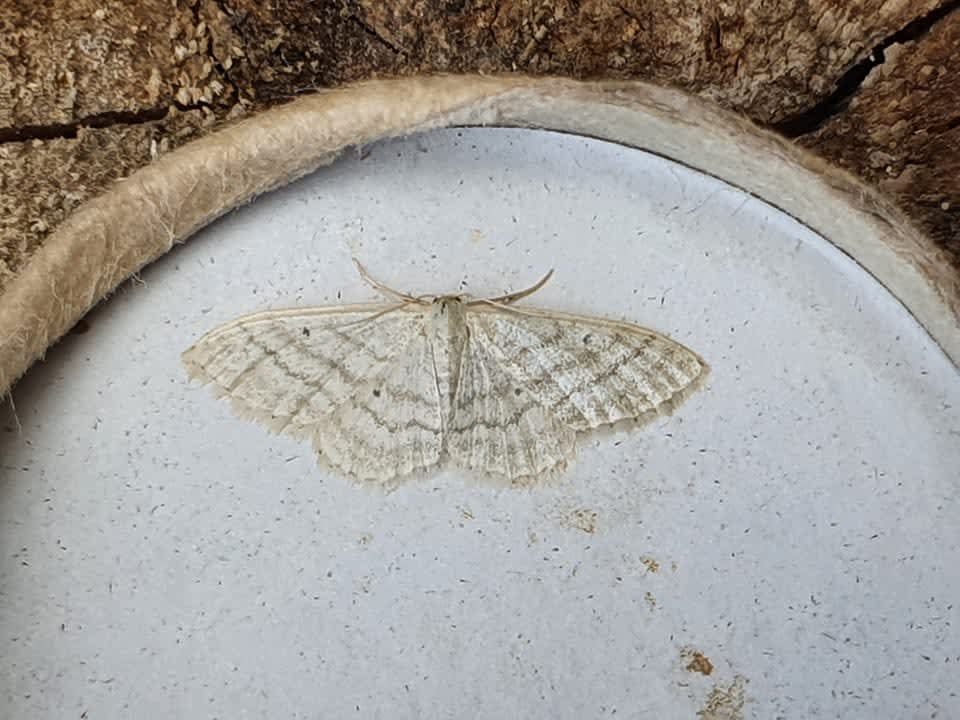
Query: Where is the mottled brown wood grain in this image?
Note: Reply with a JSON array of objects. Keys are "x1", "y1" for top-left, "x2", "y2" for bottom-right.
[{"x1": 1, "y1": 0, "x2": 958, "y2": 291}]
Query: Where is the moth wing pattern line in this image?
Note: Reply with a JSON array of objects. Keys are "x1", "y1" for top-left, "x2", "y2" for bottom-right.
[
  {"x1": 445, "y1": 328, "x2": 578, "y2": 486},
  {"x1": 182, "y1": 303, "x2": 445, "y2": 485},
  {"x1": 463, "y1": 304, "x2": 709, "y2": 434}
]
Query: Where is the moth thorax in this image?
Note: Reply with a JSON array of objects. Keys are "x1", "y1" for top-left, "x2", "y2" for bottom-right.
[{"x1": 428, "y1": 298, "x2": 469, "y2": 416}]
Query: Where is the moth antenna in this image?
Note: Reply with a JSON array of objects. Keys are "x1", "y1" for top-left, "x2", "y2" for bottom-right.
[
  {"x1": 472, "y1": 269, "x2": 554, "y2": 306},
  {"x1": 353, "y1": 259, "x2": 421, "y2": 303}
]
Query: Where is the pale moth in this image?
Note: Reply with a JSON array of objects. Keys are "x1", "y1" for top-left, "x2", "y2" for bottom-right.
[{"x1": 182, "y1": 262, "x2": 708, "y2": 488}]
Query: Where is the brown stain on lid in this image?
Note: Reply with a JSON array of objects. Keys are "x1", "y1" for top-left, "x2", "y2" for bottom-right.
[{"x1": 686, "y1": 650, "x2": 714, "y2": 676}]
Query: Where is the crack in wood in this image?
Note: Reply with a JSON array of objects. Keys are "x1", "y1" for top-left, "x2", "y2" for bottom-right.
[
  {"x1": 346, "y1": 13, "x2": 405, "y2": 56},
  {"x1": 0, "y1": 0, "x2": 242, "y2": 145},
  {"x1": 775, "y1": 0, "x2": 960, "y2": 138},
  {"x1": 0, "y1": 107, "x2": 171, "y2": 144}
]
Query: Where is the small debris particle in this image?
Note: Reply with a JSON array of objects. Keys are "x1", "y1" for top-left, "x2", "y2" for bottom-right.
[
  {"x1": 697, "y1": 675, "x2": 748, "y2": 720},
  {"x1": 685, "y1": 650, "x2": 714, "y2": 676},
  {"x1": 561, "y1": 508, "x2": 597, "y2": 534}
]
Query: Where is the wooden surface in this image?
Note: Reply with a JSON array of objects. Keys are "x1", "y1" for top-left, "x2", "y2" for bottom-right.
[{"x1": 1, "y1": 0, "x2": 958, "y2": 290}]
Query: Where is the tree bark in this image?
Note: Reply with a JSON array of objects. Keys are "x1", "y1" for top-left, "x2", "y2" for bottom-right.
[{"x1": 1, "y1": 0, "x2": 958, "y2": 291}]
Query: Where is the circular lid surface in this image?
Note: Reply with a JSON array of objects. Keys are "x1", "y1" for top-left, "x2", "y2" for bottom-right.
[{"x1": 2, "y1": 128, "x2": 958, "y2": 719}]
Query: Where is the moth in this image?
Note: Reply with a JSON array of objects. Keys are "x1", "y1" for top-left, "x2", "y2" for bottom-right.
[{"x1": 182, "y1": 262, "x2": 708, "y2": 487}]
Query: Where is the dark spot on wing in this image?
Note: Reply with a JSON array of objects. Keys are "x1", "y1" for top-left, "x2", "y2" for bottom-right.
[
  {"x1": 514, "y1": 388, "x2": 522, "y2": 396},
  {"x1": 302, "y1": 327, "x2": 310, "y2": 337},
  {"x1": 583, "y1": 333, "x2": 592, "y2": 345},
  {"x1": 373, "y1": 388, "x2": 381, "y2": 398}
]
